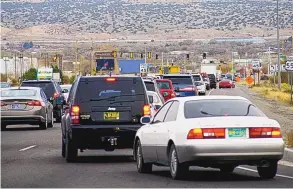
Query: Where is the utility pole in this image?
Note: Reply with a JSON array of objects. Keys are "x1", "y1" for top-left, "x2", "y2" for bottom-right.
[
  {"x1": 18, "y1": 53, "x2": 23, "y2": 80},
  {"x1": 277, "y1": 0, "x2": 281, "y2": 90},
  {"x1": 3, "y1": 56, "x2": 9, "y2": 82},
  {"x1": 14, "y1": 52, "x2": 17, "y2": 79},
  {"x1": 90, "y1": 39, "x2": 94, "y2": 75}
]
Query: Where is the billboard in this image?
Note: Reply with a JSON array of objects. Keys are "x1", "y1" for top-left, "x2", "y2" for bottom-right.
[
  {"x1": 37, "y1": 67, "x2": 53, "y2": 80},
  {"x1": 96, "y1": 59, "x2": 114, "y2": 71}
]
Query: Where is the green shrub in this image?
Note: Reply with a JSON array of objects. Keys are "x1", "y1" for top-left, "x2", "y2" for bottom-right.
[{"x1": 281, "y1": 83, "x2": 291, "y2": 93}]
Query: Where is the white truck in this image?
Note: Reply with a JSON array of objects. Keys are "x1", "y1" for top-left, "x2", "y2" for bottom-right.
[{"x1": 200, "y1": 64, "x2": 218, "y2": 75}]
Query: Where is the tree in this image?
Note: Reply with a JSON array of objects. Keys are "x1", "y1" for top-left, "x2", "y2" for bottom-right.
[
  {"x1": 70, "y1": 75, "x2": 76, "y2": 84},
  {"x1": 22, "y1": 68, "x2": 37, "y2": 81},
  {"x1": 62, "y1": 75, "x2": 70, "y2": 84},
  {"x1": 1, "y1": 74, "x2": 7, "y2": 82}
]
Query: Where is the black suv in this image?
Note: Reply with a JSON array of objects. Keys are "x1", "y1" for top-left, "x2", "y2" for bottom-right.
[
  {"x1": 207, "y1": 74, "x2": 217, "y2": 89},
  {"x1": 21, "y1": 80, "x2": 65, "y2": 122},
  {"x1": 61, "y1": 76, "x2": 151, "y2": 162}
]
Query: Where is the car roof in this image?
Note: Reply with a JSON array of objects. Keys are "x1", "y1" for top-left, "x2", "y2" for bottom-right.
[
  {"x1": 163, "y1": 74, "x2": 191, "y2": 77},
  {"x1": 22, "y1": 80, "x2": 54, "y2": 83},
  {"x1": 171, "y1": 95, "x2": 248, "y2": 103},
  {"x1": 81, "y1": 75, "x2": 141, "y2": 78},
  {"x1": 1, "y1": 87, "x2": 41, "y2": 91}
]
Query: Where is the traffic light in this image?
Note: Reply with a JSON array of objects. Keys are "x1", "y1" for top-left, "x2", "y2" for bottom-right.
[
  {"x1": 141, "y1": 53, "x2": 143, "y2": 59},
  {"x1": 156, "y1": 54, "x2": 158, "y2": 59},
  {"x1": 147, "y1": 52, "x2": 152, "y2": 59},
  {"x1": 203, "y1": 53, "x2": 206, "y2": 59},
  {"x1": 186, "y1": 54, "x2": 189, "y2": 60},
  {"x1": 130, "y1": 52, "x2": 133, "y2": 59}
]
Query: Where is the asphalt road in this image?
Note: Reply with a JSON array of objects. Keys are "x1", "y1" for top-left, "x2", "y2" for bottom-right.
[{"x1": 2, "y1": 87, "x2": 293, "y2": 188}]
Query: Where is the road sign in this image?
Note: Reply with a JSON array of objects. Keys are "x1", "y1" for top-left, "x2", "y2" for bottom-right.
[
  {"x1": 37, "y1": 67, "x2": 53, "y2": 80},
  {"x1": 285, "y1": 61, "x2": 293, "y2": 71},
  {"x1": 140, "y1": 64, "x2": 147, "y2": 73},
  {"x1": 252, "y1": 60, "x2": 261, "y2": 70},
  {"x1": 245, "y1": 76, "x2": 254, "y2": 85},
  {"x1": 94, "y1": 51, "x2": 116, "y2": 58},
  {"x1": 269, "y1": 64, "x2": 287, "y2": 73}
]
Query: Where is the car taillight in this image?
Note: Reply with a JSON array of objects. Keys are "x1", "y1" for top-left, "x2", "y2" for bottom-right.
[
  {"x1": 27, "y1": 100, "x2": 43, "y2": 106},
  {"x1": 249, "y1": 127, "x2": 282, "y2": 138},
  {"x1": 1, "y1": 101, "x2": 7, "y2": 107},
  {"x1": 187, "y1": 128, "x2": 225, "y2": 139},
  {"x1": 105, "y1": 77, "x2": 117, "y2": 82},
  {"x1": 171, "y1": 92, "x2": 176, "y2": 98},
  {"x1": 143, "y1": 104, "x2": 151, "y2": 116},
  {"x1": 71, "y1": 105, "x2": 80, "y2": 124},
  {"x1": 54, "y1": 92, "x2": 59, "y2": 99}
]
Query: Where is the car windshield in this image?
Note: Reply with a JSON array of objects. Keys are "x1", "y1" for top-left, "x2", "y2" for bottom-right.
[
  {"x1": 148, "y1": 93, "x2": 160, "y2": 103},
  {"x1": 194, "y1": 82, "x2": 204, "y2": 86},
  {"x1": 184, "y1": 99, "x2": 265, "y2": 118},
  {"x1": 192, "y1": 75, "x2": 201, "y2": 81},
  {"x1": 144, "y1": 82, "x2": 156, "y2": 92},
  {"x1": 1, "y1": 83, "x2": 10, "y2": 88},
  {"x1": 1, "y1": 89, "x2": 37, "y2": 97},
  {"x1": 157, "y1": 81, "x2": 171, "y2": 89},
  {"x1": 21, "y1": 82, "x2": 55, "y2": 98},
  {"x1": 163, "y1": 76, "x2": 193, "y2": 85}
]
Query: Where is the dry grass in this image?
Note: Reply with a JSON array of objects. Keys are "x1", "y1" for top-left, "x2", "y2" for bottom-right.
[{"x1": 286, "y1": 130, "x2": 293, "y2": 147}]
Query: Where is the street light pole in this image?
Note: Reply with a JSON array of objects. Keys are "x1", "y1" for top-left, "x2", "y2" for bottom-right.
[
  {"x1": 277, "y1": 0, "x2": 281, "y2": 90},
  {"x1": 3, "y1": 57, "x2": 9, "y2": 82}
]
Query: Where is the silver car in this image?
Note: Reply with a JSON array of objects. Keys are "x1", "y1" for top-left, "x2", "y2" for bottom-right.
[
  {"x1": 1, "y1": 87, "x2": 54, "y2": 130},
  {"x1": 60, "y1": 84, "x2": 72, "y2": 102}
]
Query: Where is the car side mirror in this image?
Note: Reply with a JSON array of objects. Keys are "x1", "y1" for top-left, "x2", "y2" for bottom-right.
[
  {"x1": 148, "y1": 95, "x2": 154, "y2": 104},
  {"x1": 155, "y1": 105, "x2": 161, "y2": 110},
  {"x1": 140, "y1": 116, "x2": 151, "y2": 125}
]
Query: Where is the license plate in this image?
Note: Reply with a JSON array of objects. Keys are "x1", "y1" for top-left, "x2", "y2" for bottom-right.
[
  {"x1": 11, "y1": 104, "x2": 20, "y2": 109},
  {"x1": 228, "y1": 128, "x2": 246, "y2": 138},
  {"x1": 104, "y1": 112, "x2": 119, "y2": 120}
]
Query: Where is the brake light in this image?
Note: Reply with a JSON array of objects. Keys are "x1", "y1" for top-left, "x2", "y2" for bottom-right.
[
  {"x1": 249, "y1": 127, "x2": 282, "y2": 138},
  {"x1": 27, "y1": 100, "x2": 43, "y2": 106},
  {"x1": 71, "y1": 105, "x2": 80, "y2": 124},
  {"x1": 171, "y1": 92, "x2": 176, "y2": 98},
  {"x1": 143, "y1": 104, "x2": 151, "y2": 116},
  {"x1": 105, "y1": 77, "x2": 117, "y2": 82},
  {"x1": 187, "y1": 128, "x2": 225, "y2": 139},
  {"x1": 1, "y1": 101, "x2": 7, "y2": 107},
  {"x1": 54, "y1": 92, "x2": 59, "y2": 99}
]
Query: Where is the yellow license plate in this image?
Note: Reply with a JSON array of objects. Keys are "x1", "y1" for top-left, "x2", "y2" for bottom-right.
[{"x1": 104, "y1": 112, "x2": 119, "y2": 120}]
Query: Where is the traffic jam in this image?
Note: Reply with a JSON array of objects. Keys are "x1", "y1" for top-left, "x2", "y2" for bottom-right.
[{"x1": 0, "y1": 72, "x2": 286, "y2": 181}]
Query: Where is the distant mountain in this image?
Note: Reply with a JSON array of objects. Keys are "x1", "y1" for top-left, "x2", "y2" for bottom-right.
[{"x1": 1, "y1": 0, "x2": 292, "y2": 37}]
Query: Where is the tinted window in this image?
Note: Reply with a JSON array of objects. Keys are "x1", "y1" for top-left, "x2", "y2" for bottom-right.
[
  {"x1": 144, "y1": 81, "x2": 156, "y2": 92},
  {"x1": 208, "y1": 74, "x2": 216, "y2": 81},
  {"x1": 157, "y1": 81, "x2": 171, "y2": 89},
  {"x1": 1, "y1": 89, "x2": 37, "y2": 97},
  {"x1": 164, "y1": 101, "x2": 179, "y2": 122},
  {"x1": 192, "y1": 75, "x2": 201, "y2": 81},
  {"x1": 153, "y1": 101, "x2": 173, "y2": 123},
  {"x1": 21, "y1": 82, "x2": 55, "y2": 98},
  {"x1": 148, "y1": 93, "x2": 160, "y2": 103},
  {"x1": 76, "y1": 78, "x2": 145, "y2": 103},
  {"x1": 163, "y1": 76, "x2": 193, "y2": 85},
  {"x1": 184, "y1": 99, "x2": 265, "y2": 118},
  {"x1": 194, "y1": 81, "x2": 204, "y2": 86}
]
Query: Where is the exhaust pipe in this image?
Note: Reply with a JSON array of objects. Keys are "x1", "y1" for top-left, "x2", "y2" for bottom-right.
[{"x1": 259, "y1": 160, "x2": 270, "y2": 167}]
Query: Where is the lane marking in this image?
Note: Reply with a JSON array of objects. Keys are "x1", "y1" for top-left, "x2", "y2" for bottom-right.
[
  {"x1": 207, "y1": 89, "x2": 214, "y2": 96},
  {"x1": 19, "y1": 145, "x2": 37, "y2": 152},
  {"x1": 237, "y1": 166, "x2": 293, "y2": 179}
]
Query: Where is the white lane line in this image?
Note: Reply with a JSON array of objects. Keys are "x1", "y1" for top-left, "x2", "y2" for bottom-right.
[
  {"x1": 237, "y1": 166, "x2": 293, "y2": 180},
  {"x1": 19, "y1": 145, "x2": 37, "y2": 152},
  {"x1": 207, "y1": 88, "x2": 214, "y2": 96}
]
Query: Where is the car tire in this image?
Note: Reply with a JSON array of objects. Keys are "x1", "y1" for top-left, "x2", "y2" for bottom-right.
[
  {"x1": 169, "y1": 144, "x2": 189, "y2": 180},
  {"x1": 257, "y1": 161, "x2": 278, "y2": 179},
  {"x1": 220, "y1": 165, "x2": 235, "y2": 173},
  {"x1": 56, "y1": 109, "x2": 62, "y2": 123},
  {"x1": 136, "y1": 140, "x2": 152, "y2": 173},
  {"x1": 48, "y1": 111, "x2": 54, "y2": 128},
  {"x1": 39, "y1": 113, "x2": 48, "y2": 130},
  {"x1": 65, "y1": 132, "x2": 78, "y2": 162},
  {"x1": 61, "y1": 135, "x2": 65, "y2": 158}
]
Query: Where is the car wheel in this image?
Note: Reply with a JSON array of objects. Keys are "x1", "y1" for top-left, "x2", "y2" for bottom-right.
[
  {"x1": 61, "y1": 135, "x2": 65, "y2": 158},
  {"x1": 257, "y1": 161, "x2": 278, "y2": 179},
  {"x1": 39, "y1": 113, "x2": 48, "y2": 130},
  {"x1": 136, "y1": 140, "x2": 152, "y2": 173},
  {"x1": 220, "y1": 165, "x2": 236, "y2": 173},
  {"x1": 48, "y1": 111, "x2": 54, "y2": 128},
  {"x1": 65, "y1": 132, "x2": 78, "y2": 162},
  {"x1": 169, "y1": 144, "x2": 189, "y2": 180},
  {"x1": 56, "y1": 108, "x2": 62, "y2": 123}
]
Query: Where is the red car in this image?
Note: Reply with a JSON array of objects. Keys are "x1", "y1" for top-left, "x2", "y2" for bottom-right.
[
  {"x1": 155, "y1": 79, "x2": 176, "y2": 101},
  {"x1": 219, "y1": 78, "x2": 235, "y2": 89}
]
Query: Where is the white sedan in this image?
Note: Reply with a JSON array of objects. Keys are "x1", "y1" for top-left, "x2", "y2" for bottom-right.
[{"x1": 133, "y1": 96, "x2": 285, "y2": 180}]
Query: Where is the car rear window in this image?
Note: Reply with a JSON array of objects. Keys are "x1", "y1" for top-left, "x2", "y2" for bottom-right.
[
  {"x1": 1, "y1": 89, "x2": 37, "y2": 97},
  {"x1": 76, "y1": 77, "x2": 146, "y2": 103},
  {"x1": 157, "y1": 81, "x2": 171, "y2": 89},
  {"x1": 1, "y1": 83, "x2": 10, "y2": 88},
  {"x1": 163, "y1": 76, "x2": 193, "y2": 85},
  {"x1": 144, "y1": 81, "x2": 156, "y2": 92},
  {"x1": 192, "y1": 75, "x2": 201, "y2": 81},
  {"x1": 21, "y1": 82, "x2": 55, "y2": 98},
  {"x1": 184, "y1": 99, "x2": 265, "y2": 118}
]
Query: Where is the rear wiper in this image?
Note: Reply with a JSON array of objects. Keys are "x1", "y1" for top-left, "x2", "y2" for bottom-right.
[{"x1": 110, "y1": 100, "x2": 135, "y2": 104}]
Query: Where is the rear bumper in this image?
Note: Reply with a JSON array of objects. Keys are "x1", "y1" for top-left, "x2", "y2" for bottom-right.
[
  {"x1": 176, "y1": 139, "x2": 285, "y2": 164},
  {"x1": 69, "y1": 124, "x2": 142, "y2": 149},
  {"x1": 1, "y1": 115, "x2": 45, "y2": 125},
  {"x1": 219, "y1": 85, "x2": 232, "y2": 88}
]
